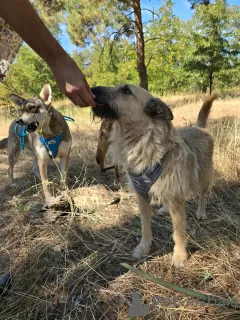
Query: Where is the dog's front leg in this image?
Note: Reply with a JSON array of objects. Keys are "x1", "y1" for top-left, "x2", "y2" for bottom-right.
[
  {"x1": 133, "y1": 193, "x2": 152, "y2": 259},
  {"x1": 38, "y1": 158, "x2": 52, "y2": 204},
  {"x1": 167, "y1": 201, "x2": 188, "y2": 267},
  {"x1": 60, "y1": 153, "x2": 70, "y2": 188}
]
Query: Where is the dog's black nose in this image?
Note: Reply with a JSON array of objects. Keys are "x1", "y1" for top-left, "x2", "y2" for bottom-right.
[{"x1": 27, "y1": 122, "x2": 38, "y2": 132}]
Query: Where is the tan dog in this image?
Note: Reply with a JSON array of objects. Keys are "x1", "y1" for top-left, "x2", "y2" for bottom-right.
[
  {"x1": 92, "y1": 84, "x2": 217, "y2": 267},
  {"x1": 0, "y1": 84, "x2": 72, "y2": 206}
]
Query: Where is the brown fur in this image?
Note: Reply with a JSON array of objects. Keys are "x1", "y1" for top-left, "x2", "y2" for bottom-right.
[
  {"x1": 92, "y1": 84, "x2": 217, "y2": 267},
  {"x1": 96, "y1": 119, "x2": 119, "y2": 177}
]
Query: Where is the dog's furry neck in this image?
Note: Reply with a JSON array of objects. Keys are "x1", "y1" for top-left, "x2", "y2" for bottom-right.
[
  {"x1": 112, "y1": 118, "x2": 179, "y2": 174},
  {"x1": 39, "y1": 107, "x2": 65, "y2": 138}
]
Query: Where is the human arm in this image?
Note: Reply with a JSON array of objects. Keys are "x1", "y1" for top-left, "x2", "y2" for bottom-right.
[{"x1": 0, "y1": 0, "x2": 96, "y2": 107}]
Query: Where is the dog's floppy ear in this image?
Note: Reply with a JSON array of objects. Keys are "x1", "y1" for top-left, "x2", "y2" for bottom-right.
[
  {"x1": 39, "y1": 83, "x2": 52, "y2": 105},
  {"x1": 144, "y1": 98, "x2": 173, "y2": 120},
  {"x1": 10, "y1": 94, "x2": 25, "y2": 107}
]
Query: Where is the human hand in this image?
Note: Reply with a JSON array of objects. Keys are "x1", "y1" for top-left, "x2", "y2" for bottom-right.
[{"x1": 49, "y1": 54, "x2": 96, "y2": 107}]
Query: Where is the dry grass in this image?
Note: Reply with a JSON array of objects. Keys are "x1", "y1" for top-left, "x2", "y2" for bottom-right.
[{"x1": 0, "y1": 94, "x2": 239, "y2": 320}]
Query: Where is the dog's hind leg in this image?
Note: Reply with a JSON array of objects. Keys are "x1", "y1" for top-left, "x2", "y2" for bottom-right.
[
  {"x1": 38, "y1": 158, "x2": 53, "y2": 204},
  {"x1": 168, "y1": 201, "x2": 188, "y2": 268},
  {"x1": 133, "y1": 193, "x2": 152, "y2": 259},
  {"x1": 60, "y1": 153, "x2": 70, "y2": 188},
  {"x1": 8, "y1": 141, "x2": 20, "y2": 186},
  {"x1": 196, "y1": 188, "x2": 208, "y2": 220},
  {"x1": 196, "y1": 173, "x2": 212, "y2": 220},
  {"x1": 32, "y1": 156, "x2": 40, "y2": 180}
]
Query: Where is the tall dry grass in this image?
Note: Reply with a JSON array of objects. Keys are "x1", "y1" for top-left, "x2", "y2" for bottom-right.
[{"x1": 0, "y1": 94, "x2": 239, "y2": 320}]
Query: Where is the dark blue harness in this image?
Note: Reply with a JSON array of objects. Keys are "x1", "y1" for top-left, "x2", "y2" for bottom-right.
[
  {"x1": 128, "y1": 156, "x2": 166, "y2": 198},
  {"x1": 39, "y1": 132, "x2": 64, "y2": 158}
]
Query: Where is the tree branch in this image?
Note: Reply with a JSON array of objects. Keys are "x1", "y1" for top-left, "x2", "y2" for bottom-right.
[
  {"x1": 144, "y1": 37, "x2": 162, "y2": 44},
  {"x1": 141, "y1": 8, "x2": 161, "y2": 19},
  {"x1": 146, "y1": 55, "x2": 153, "y2": 68}
]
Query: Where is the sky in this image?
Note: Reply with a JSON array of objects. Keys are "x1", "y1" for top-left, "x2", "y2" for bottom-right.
[{"x1": 59, "y1": 0, "x2": 240, "y2": 53}]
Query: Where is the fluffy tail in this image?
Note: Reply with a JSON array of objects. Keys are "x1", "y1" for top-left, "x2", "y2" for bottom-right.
[
  {"x1": 197, "y1": 93, "x2": 218, "y2": 128},
  {"x1": 0, "y1": 137, "x2": 8, "y2": 150}
]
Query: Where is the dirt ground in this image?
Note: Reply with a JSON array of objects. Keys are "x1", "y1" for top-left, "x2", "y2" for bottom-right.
[{"x1": 0, "y1": 95, "x2": 239, "y2": 320}]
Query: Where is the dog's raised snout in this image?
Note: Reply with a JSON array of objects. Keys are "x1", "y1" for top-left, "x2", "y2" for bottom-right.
[
  {"x1": 26, "y1": 122, "x2": 38, "y2": 132},
  {"x1": 15, "y1": 119, "x2": 38, "y2": 132}
]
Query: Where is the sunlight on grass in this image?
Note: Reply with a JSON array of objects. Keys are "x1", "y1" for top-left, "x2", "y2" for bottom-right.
[{"x1": 0, "y1": 93, "x2": 239, "y2": 320}]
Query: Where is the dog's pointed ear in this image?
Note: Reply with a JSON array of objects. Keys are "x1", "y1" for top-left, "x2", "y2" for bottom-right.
[
  {"x1": 39, "y1": 83, "x2": 52, "y2": 105},
  {"x1": 10, "y1": 94, "x2": 25, "y2": 107},
  {"x1": 144, "y1": 98, "x2": 173, "y2": 121}
]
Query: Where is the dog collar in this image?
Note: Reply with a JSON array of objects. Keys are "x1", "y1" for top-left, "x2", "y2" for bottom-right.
[{"x1": 128, "y1": 155, "x2": 166, "y2": 198}]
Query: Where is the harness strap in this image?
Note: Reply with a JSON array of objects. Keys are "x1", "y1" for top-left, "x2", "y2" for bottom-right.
[
  {"x1": 128, "y1": 154, "x2": 167, "y2": 198},
  {"x1": 63, "y1": 116, "x2": 75, "y2": 122},
  {"x1": 14, "y1": 123, "x2": 28, "y2": 150}
]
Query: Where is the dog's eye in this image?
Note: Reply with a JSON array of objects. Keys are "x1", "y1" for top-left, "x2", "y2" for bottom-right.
[
  {"x1": 123, "y1": 86, "x2": 132, "y2": 95},
  {"x1": 27, "y1": 105, "x2": 36, "y2": 113}
]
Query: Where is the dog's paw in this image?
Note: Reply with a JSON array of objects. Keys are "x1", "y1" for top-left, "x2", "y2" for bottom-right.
[
  {"x1": 196, "y1": 210, "x2": 207, "y2": 220},
  {"x1": 9, "y1": 182, "x2": 17, "y2": 187},
  {"x1": 46, "y1": 195, "x2": 62, "y2": 207},
  {"x1": 171, "y1": 249, "x2": 188, "y2": 268},
  {"x1": 133, "y1": 242, "x2": 151, "y2": 259},
  {"x1": 158, "y1": 206, "x2": 168, "y2": 215}
]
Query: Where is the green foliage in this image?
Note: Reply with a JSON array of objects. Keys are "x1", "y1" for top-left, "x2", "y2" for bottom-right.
[
  {"x1": 65, "y1": 0, "x2": 133, "y2": 47},
  {"x1": 4, "y1": 46, "x2": 63, "y2": 99},
  {"x1": 2, "y1": 0, "x2": 239, "y2": 98},
  {"x1": 84, "y1": 41, "x2": 139, "y2": 87},
  {"x1": 31, "y1": 0, "x2": 65, "y2": 36},
  {"x1": 145, "y1": 0, "x2": 191, "y2": 93},
  {"x1": 184, "y1": 0, "x2": 240, "y2": 92}
]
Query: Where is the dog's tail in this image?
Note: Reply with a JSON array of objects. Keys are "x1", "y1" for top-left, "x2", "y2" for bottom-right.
[
  {"x1": 197, "y1": 93, "x2": 218, "y2": 128},
  {"x1": 0, "y1": 137, "x2": 8, "y2": 150}
]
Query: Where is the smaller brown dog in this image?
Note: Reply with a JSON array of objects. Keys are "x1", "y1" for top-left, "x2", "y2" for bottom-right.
[
  {"x1": 96, "y1": 118, "x2": 119, "y2": 178},
  {"x1": 0, "y1": 84, "x2": 72, "y2": 205}
]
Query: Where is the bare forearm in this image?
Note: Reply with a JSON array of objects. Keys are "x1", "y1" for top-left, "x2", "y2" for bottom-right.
[
  {"x1": 0, "y1": 0, "x2": 66, "y2": 65},
  {"x1": 0, "y1": 0, "x2": 96, "y2": 107}
]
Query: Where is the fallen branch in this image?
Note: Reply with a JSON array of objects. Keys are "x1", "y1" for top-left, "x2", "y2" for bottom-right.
[
  {"x1": 87, "y1": 197, "x2": 121, "y2": 215},
  {"x1": 121, "y1": 263, "x2": 240, "y2": 309}
]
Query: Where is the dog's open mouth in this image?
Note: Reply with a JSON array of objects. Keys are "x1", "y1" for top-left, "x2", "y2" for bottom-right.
[
  {"x1": 91, "y1": 86, "x2": 120, "y2": 120},
  {"x1": 16, "y1": 119, "x2": 39, "y2": 132},
  {"x1": 93, "y1": 103, "x2": 120, "y2": 120}
]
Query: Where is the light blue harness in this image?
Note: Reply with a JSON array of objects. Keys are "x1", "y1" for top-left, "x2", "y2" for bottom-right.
[{"x1": 14, "y1": 116, "x2": 74, "y2": 158}]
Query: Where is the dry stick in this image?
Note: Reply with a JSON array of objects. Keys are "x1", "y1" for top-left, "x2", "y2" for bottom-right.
[
  {"x1": 86, "y1": 197, "x2": 120, "y2": 215},
  {"x1": 121, "y1": 263, "x2": 240, "y2": 309}
]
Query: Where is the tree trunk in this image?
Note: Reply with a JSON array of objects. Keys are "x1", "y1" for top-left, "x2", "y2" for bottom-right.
[
  {"x1": 209, "y1": 71, "x2": 213, "y2": 94},
  {"x1": 132, "y1": 0, "x2": 148, "y2": 90},
  {"x1": 0, "y1": 18, "x2": 22, "y2": 79}
]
